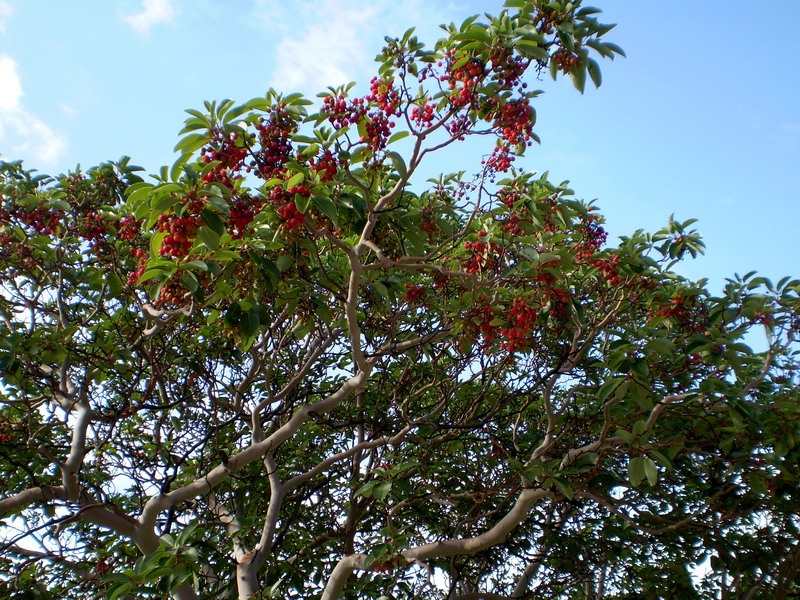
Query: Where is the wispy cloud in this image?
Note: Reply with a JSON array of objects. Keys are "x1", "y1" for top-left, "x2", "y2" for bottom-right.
[
  {"x1": 122, "y1": 0, "x2": 177, "y2": 36},
  {"x1": 58, "y1": 104, "x2": 78, "y2": 118},
  {"x1": 0, "y1": 0, "x2": 13, "y2": 34},
  {"x1": 0, "y1": 54, "x2": 67, "y2": 167},
  {"x1": 267, "y1": 0, "x2": 380, "y2": 94},
  {"x1": 261, "y1": 0, "x2": 454, "y2": 95}
]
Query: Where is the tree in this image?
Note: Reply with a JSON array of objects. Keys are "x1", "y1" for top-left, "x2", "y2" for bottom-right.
[{"x1": 1, "y1": 1, "x2": 798, "y2": 598}]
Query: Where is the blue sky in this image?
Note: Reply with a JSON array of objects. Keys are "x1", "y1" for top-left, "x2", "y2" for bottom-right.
[{"x1": 1, "y1": 0, "x2": 798, "y2": 291}]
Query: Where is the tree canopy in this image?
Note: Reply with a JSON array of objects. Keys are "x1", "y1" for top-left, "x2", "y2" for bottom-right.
[{"x1": 1, "y1": 1, "x2": 799, "y2": 598}]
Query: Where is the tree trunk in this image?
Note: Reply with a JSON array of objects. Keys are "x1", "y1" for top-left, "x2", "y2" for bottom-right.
[{"x1": 237, "y1": 560, "x2": 259, "y2": 599}]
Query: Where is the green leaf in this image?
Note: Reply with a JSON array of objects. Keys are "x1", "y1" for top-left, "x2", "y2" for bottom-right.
[
  {"x1": 183, "y1": 260, "x2": 209, "y2": 272},
  {"x1": 354, "y1": 480, "x2": 378, "y2": 498},
  {"x1": 275, "y1": 254, "x2": 293, "y2": 272},
  {"x1": 387, "y1": 130, "x2": 410, "y2": 145},
  {"x1": 107, "y1": 583, "x2": 132, "y2": 600},
  {"x1": 387, "y1": 151, "x2": 407, "y2": 180},
  {"x1": 126, "y1": 181, "x2": 154, "y2": 207},
  {"x1": 180, "y1": 272, "x2": 199, "y2": 293},
  {"x1": 150, "y1": 190, "x2": 181, "y2": 217},
  {"x1": 372, "y1": 280, "x2": 390, "y2": 301},
  {"x1": 149, "y1": 231, "x2": 167, "y2": 257},
  {"x1": 138, "y1": 268, "x2": 170, "y2": 284},
  {"x1": 577, "y1": 6, "x2": 603, "y2": 17},
  {"x1": 295, "y1": 193, "x2": 311, "y2": 214},
  {"x1": 198, "y1": 226, "x2": 221, "y2": 250},
  {"x1": 598, "y1": 377, "x2": 623, "y2": 403},
  {"x1": 239, "y1": 309, "x2": 260, "y2": 338},
  {"x1": 586, "y1": 57, "x2": 602, "y2": 88},
  {"x1": 552, "y1": 478, "x2": 575, "y2": 500},
  {"x1": 210, "y1": 249, "x2": 241, "y2": 262},
  {"x1": 643, "y1": 457, "x2": 658, "y2": 486},
  {"x1": 603, "y1": 42, "x2": 626, "y2": 57},
  {"x1": 570, "y1": 64, "x2": 587, "y2": 93},
  {"x1": 373, "y1": 481, "x2": 392, "y2": 501},
  {"x1": 224, "y1": 302, "x2": 242, "y2": 326},
  {"x1": 285, "y1": 171, "x2": 305, "y2": 189},
  {"x1": 644, "y1": 338, "x2": 676, "y2": 356},
  {"x1": 628, "y1": 456, "x2": 645, "y2": 487},
  {"x1": 173, "y1": 132, "x2": 209, "y2": 154},
  {"x1": 201, "y1": 209, "x2": 226, "y2": 236},
  {"x1": 356, "y1": 117, "x2": 368, "y2": 142},
  {"x1": 516, "y1": 38, "x2": 548, "y2": 61},
  {"x1": 648, "y1": 449, "x2": 673, "y2": 471},
  {"x1": 311, "y1": 195, "x2": 338, "y2": 225},
  {"x1": 204, "y1": 190, "x2": 231, "y2": 215},
  {"x1": 404, "y1": 227, "x2": 426, "y2": 256}
]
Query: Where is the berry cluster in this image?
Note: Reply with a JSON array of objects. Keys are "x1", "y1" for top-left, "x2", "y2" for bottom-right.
[
  {"x1": 493, "y1": 98, "x2": 535, "y2": 147},
  {"x1": 126, "y1": 247, "x2": 147, "y2": 286},
  {"x1": 78, "y1": 211, "x2": 108, "y2": 251},
  {"x1": 254, "y1": 108, "x2": 297, "y2": 179},
  {"x1": 367, "y1": 77, "x2": 401, "y2": 116},
  {"x1": 504, "y1": 211, "x2": 523, "y2": 236},
  {"x1": 446, "y1": 114, "x2": 471, "y2": 141},
  {"x1": 201, "y1": 134, "x2": 248, "y2": 170},
  {"x1": 498, "y1": 297, "x2": 539, "y2": 352},
  {"x1": 410, "y1": 102, "x2": 436, "y2": 129},
  {"x1": 648, "y1": 294, "x2": 705, "y2": 333},
  {"x1": 157, "y1": 277, "x2": 188, "y2": 307},
  {"x1": 552, "y1": 48, "x2": 582, "y2": 73},
  {"x1": 531, "y1": 267, "x2": 572, "y2": 326},
  {"x1": 311, "y1": 150, "x2": 338, "y2": 182},
  {"x1": 228, "y1": 195, "x2": 263, "y2": 239},
  {"x1": 588, "y1": 255, "x2": 621, "y2": 286},
  {"x1": 322, "y1": 95, "x2": 366, "y2": 130},
  {"x1": 468, "y1": 296, "x2": 497, "y2": 343},
  {"x1": 361, "y1": 112, "x2": 395, "y2": 153},
  {"x1": 117, "y1": 216, "x2": 141, "y2": 241},
  {"x1": 403, "y1": 283, "x2": 425, "y2": 304},
  {"x1": 544, "y1": 286, "x2": 572, "y2": 324},
  {"x1": 16, "y1": 207, "x2": 62, "y2": 235},
  {"x1": 534, "y1": 5, "x2": 561, "y2": 35},
  {"x1": 322, "y1": 92, "x2": 397, "y2": 154},
  {"x1": 0, "y1": 231, "x2": 38, "y2": 274},
  {"x1": 201, "y1": 132, "x2": 248, "y2": 187},
  {"x1": 575, "y1": 217, "x2": 608, "y2": 262},
  {"x1": 419, "y1": 206, "x2": 439, "y2": 241},
  {"x1": 0, "y1": 418, "x2": 12, "y2": 444},
  {"x1": 278, "y1": 200, "x2": 305, "y2": 231},
  {"x1": 497, "y1": 186, "x2": 526, "y2": 234},
  {"x1": 440, "y1": 51, "x2": 486, "y2": 108},
  {"x1": 157, "y1": 214, "x2": 199, "y2": 258},
  {"x1": 484, "y1": 145, "x2": 515, "y2": 175},
  {"x1": 537, "y1": 196, "x2": 562, "y2": 233},
  {"x1": 462, "y1": 240, "x2": 504, "y2": 275},
  {"x1": 489, "y1": 46, "x2": 528, "y2": 89}
]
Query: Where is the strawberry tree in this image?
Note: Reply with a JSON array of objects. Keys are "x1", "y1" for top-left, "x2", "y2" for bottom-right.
[{"x1": 1, "y1": 1, "x2": 799, "y2": 599}]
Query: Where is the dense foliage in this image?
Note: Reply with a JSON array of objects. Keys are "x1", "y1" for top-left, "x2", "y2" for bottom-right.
[{"x1": 1, "y1": 1, "x2": 798, "y2": 598}]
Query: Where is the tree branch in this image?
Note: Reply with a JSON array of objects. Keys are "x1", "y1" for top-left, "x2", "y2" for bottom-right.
[{"x1": 321, "y1": 487, "x2": 555, "y2": 599}]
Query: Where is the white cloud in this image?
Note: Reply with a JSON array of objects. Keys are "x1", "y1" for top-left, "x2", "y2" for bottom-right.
[
  {"x1": 268, "y1": 0, "x2": 380, "y2": 94},
  {"x1": 0, "y1": 1, "x2": 13, "y2": 34},
  {"x1": 0, "y1": 54, "x2": 67, "y2": 167},
  {"x1": 122, "y1": 0, "x2": 177, "y2": 36},
  {"x1": 59, "y1": 103, "x2": 77, "y2": 118},
  {"x1": 263, "y1": 0, "x2": 455, "y2": 95},
  {"x1": 0, "y1": 54, "x2": 21, "y2": 111}
]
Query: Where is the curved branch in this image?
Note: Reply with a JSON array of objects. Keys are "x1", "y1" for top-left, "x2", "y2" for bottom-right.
[
  {"x1": 321, "y1": 487, "x2": 555, "y2": 599},
  {"x1": 140, "y1": 365, "x2": 375, "y2": 537}
]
